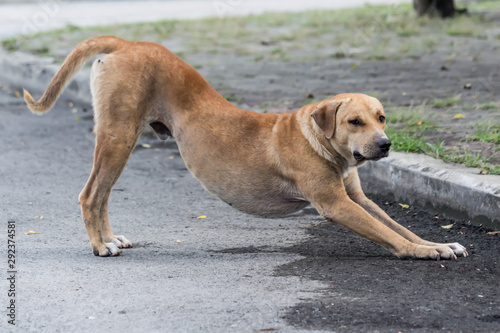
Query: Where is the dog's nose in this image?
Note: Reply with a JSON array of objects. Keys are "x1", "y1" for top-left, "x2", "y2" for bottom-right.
[{"x1": 377, "y1": 137, "x2": 392, "y2": 152}]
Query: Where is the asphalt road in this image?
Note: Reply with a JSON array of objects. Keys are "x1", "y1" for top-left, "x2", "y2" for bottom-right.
[
  {"x1": 1, "y1": 84, "x2": 499, "y2": 332},
  {"x1": 0, "y1": 89, "x2": 326, "y2": 332}
]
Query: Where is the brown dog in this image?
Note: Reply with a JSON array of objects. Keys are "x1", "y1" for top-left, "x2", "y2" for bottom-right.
[{"x1": 24, "y1": 36, "x2": 467, "y2": 259}]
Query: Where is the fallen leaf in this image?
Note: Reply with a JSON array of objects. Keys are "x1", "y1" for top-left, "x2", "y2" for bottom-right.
[
  {"x1": 168, "y1": 156, "x2": 174, "y2": 160},
  {"x1": 487, "y1": 231, "x2": 500, "y2": 235},
  {"x1": 74, "y1": 116, "x2": 81, "y2": 120},
  {"x1": 441, "y1": 224, "x2": 454, "y2": 229},
  {"x1": 453, "y1": 114, "x2": 465, "y2": 119},
  {"x1": 463, "y1": 83, "x2": 472, "y2": 89},
  {"x1": 478, "y1": 295, "x2": 484, "y2": 298},
  {"x1": 479, "y1": 169, "x2": 489, "y2": 175},
  {"x1": 141, "y1": 144, "x2": 151, "y2": 148},
  {"x1": 35, "y1": 215, "x2": 44, "y2": 219},
  {"x1": 15, "y1": 91, "x2": 21, "y2": 98},
  {"x1": 176, "y1": 240, "x2": 182, "y2": 243},
  {"x1": 399, "y1": 203, "x2": 409, "y2": 209},
  {"x1": 351, "y1": 64, "x2": 358, "y2": 69},
  {"x1": 24, "y1": 230, "x2": 41, "y2": 235},
  {"x1": 440, "y1": 264, "x2": 445, "y2": 268},
  {"x1": 197, "y1": 215, "x2": 207, "y2": 219},
  {"x1": 402, "y1": 92, "x2": 407, "y2": 96}
]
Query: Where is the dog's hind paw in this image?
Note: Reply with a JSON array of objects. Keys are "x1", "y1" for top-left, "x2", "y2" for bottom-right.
[{"x1": 112, "y1": 235, "x2": 132, "y2": 249}]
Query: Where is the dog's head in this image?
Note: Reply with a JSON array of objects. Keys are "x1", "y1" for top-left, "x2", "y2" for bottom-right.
[{"x1": 311, "y1": 93, "x2": 391, "y2": 166}]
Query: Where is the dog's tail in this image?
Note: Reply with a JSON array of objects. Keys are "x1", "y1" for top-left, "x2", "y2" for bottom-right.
[{"x1": 24, "y1": 36, "x2": 121, "y2": 114}]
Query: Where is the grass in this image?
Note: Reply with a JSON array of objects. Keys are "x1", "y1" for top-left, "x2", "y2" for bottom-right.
[
  {"x1": 387, "y1": 125, "x2": 500, "y2": 175},
  {"x1": 386, "y1": 102, "x2": 500, "y2": 174},
  {"x1": 475, "y1": 102, "x2": 499, "y2": 111},
  {"x1": 2, "y1": 3, "x2": 499, "y2": 63},
  {"x1": 432, "y1": 94, "x2": 461, "y2": 108},
  {"x1": 466, "y1": 122, "x2": 500, "y2": 144}
]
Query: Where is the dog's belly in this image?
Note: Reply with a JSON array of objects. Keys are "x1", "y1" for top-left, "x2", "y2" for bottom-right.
[
  {"x1": 205, "y1": 183, "x2": 311, "y2": 217},
  {"x1": 179, "y1": 154, "x2": 310, "y2": 216}
]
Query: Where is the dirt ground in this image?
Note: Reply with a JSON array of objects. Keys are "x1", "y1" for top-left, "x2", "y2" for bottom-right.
[{"x1": 275, "y1": 199, "x2": 500, "y2": 332}]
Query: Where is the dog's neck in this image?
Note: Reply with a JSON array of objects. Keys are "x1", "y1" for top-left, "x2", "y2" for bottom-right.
[{"x1": 297, "y1": 108, "x2": 350, "y2": 173}]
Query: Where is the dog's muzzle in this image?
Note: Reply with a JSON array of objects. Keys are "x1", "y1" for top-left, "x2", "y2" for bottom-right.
[{"x1": 353, "y1": 138, "x2": 392, "y2": 161}]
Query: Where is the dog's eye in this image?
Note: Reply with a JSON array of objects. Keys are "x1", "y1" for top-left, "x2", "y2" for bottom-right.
[
  {"x1": 348, "y1": 119, "x2": 361, "y2": 125},
  {"x1": 379, "y1": 115, "x2": 386, "y2": 123}
]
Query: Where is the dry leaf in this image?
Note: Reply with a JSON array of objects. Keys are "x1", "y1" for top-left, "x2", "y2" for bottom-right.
[
  {"x1": 453, "y1": 114, "x2": 465, "y2": 119},
  {"x1": 141, "y1": 144, "x2": 151, "y2": 148},
  {"x1": 479, "y1": 169, "x2": 489, "y2": 175},
  {"x1": 197, "y1": 215, "x2": 207, "y2": 219},
  {"x1": 15, "y1": 91, "x2": 21, "y2": 98},
  {"x1": 487, "y1": 231, "x2": 500, "y2": 235},
  {"x1": 24, "y1": 230, "x2": 41, "y2": 235},
  {"x1": 399, "y1": 203, "x2": 409, "y2": 209},
  {"x1": 74, "y1": 116, "x2": 81, "y2": 120},
  {"x1": 176, "y1": 239, "x2": 182, "y2": 243},
  {"x1": 440, "y1": 264, "x2": 445, "y2": 268},
  {"x1": 35, "y1": 215, "x2": 44, "y2": 219},
  {"x1": 441, "y1": 224, "x2": 454, "y2": 229}
]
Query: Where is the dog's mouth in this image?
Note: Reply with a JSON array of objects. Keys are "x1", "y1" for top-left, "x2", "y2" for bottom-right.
[
  {"x1": 353, "y1": 151, "x2": 365, "y2": 162},
  {"x1": 353, "y1": 150, "x2": 389, "y2": 162}
]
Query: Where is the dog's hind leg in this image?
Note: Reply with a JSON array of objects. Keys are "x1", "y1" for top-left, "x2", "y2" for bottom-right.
[{"x1": 79, "y1": 113, "x2": 144, "y2": 257}]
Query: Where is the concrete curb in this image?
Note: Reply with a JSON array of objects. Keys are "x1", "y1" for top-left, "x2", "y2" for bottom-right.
[
  {"x1": 359, "y1": 153, "x2": 500, "y2": 230},
  {"x1": 1, "y1": 49, "x2": 499, "y2": 229}
]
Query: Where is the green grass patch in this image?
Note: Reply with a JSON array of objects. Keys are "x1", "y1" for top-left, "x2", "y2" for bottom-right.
[
  {"x1": 386, "y1": 104, "x2": 434, "y2": 128},
  {"x1": 387, "y1": 126, "x2": 500, "y2": 174},
  {"x1": 475, "y1": 102, "x2": 499, "y2": 111},
  {"x1": 468, "y1": 0, "x2": 500, "y2": 11},
  {"x1": 466, "y1": 122, "x2": 500, "y2": 144},
  {"x1": 432, "y1": 94, "x2": 461, "y2": 108}
]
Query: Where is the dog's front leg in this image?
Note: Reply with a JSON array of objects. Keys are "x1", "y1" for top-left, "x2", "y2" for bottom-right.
[
  {"x1": 343, "y1": 169, "x2": 468, "y2": 257},
  {"x1": 298, "y1": 171, "x2": 460, "y2": 259}
]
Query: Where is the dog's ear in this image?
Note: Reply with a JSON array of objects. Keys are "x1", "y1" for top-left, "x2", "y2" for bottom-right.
[{"x1": 311, "y1": 100, "x2": 343, "y2": 139}]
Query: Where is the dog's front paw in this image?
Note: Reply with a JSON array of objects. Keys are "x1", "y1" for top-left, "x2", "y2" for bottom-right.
[
  {"x1": 413, "y1": 244, "x2": 457, "y2": 260},
  {"x1": 442, "y1": 242, "x2": 468, "y2": 257},
  {"x1": 93, "y1": 242, "x2": 122, "y2": 257},
  {"x1": 112, "y1": 235, "x2": 132, "y2": 249}
]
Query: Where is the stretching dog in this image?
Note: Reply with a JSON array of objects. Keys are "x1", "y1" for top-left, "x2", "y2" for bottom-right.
[{"x1": 24, "y1": 36, "x2": 467, "y2": 259}]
